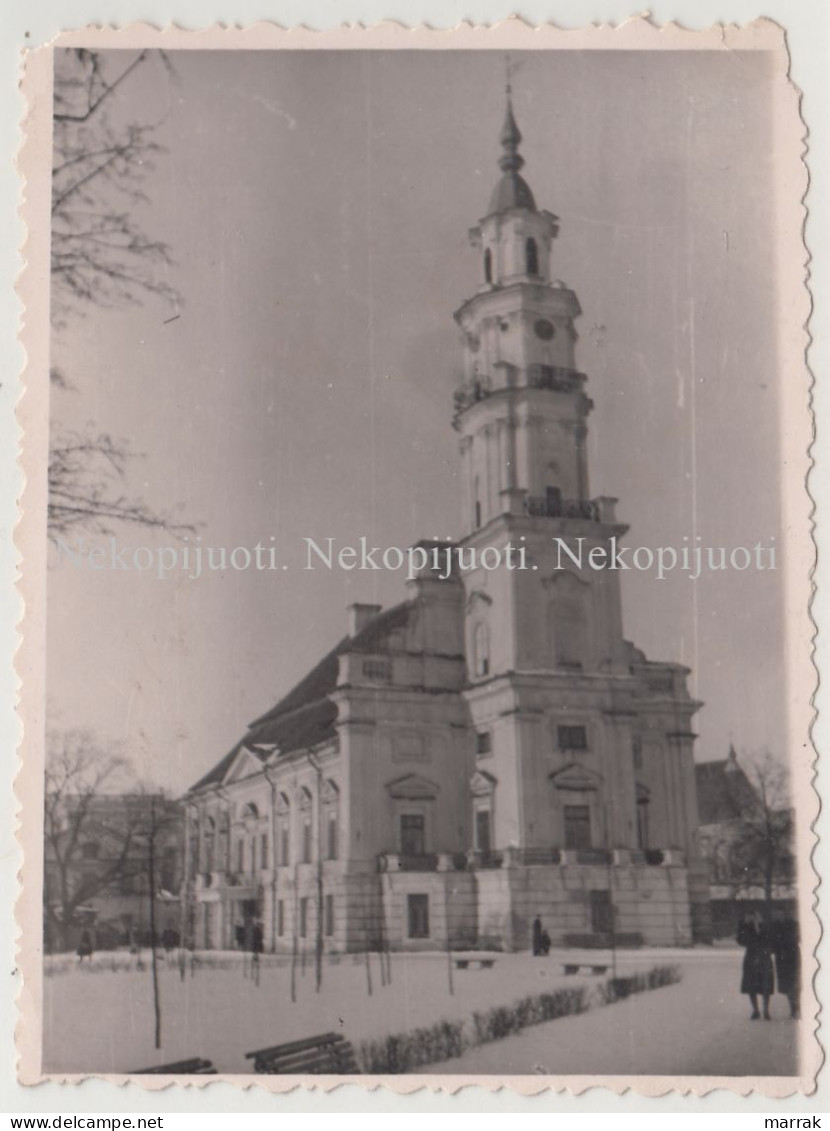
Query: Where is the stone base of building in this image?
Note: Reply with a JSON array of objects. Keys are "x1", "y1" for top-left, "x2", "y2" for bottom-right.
[{"x1": 192, "y1": 855, "x2": 703, "y2": 954}]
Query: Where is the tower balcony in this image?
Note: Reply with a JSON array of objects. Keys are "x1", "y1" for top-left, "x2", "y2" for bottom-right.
[
  {"x1": 524, "y1": 496, "x2": 599, "y2": 521},
  {"x1": 522, "y1": 495, "x2": 619, "y2": 524}
]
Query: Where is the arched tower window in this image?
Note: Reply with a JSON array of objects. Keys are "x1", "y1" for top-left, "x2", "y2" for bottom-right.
[
  {"x1": 525, "y1": 237, "x2": 539, "y2": 277},
  {"x1": 484, "y1": 247, "x2": 492, "y2": 284},
  {"x1": 473, "y1": 621, "x2": 490, "y2": 678}
]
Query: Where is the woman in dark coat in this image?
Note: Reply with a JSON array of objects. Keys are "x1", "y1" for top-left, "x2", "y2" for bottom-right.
[
  {"x1": 737, "y1": 912, "x2": 775, "y2": 1019},
  {"x1": 772, "y1": 915, "x2": 801, "y2": 1019}
]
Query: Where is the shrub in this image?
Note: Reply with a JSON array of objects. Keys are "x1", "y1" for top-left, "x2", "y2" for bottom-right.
[
  {"x1": 597, "y1": 964, "x2": 681, "y2": 1005},
  {"x1": 358, "y1": 1019, "x2": 465, "y2": 1074}
]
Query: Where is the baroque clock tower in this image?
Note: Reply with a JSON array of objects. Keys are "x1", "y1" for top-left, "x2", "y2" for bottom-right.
[{"x1": 452, "y1": 90, "x2": 711, "y2": 945}]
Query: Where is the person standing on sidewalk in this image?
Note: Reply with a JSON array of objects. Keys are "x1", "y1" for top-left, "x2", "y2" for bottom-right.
[{"x1": 737, "y1": 910, "x2": 775, "y2": 1019}]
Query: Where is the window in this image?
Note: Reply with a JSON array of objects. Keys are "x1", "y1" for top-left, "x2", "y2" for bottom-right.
[
  {"x1": 280, "y1": 823, "x2": 290, "y2": 867},
  {"x1": 261, "y1": 832, "x2": 269, "y2": 870},
  {"x1": 564, "y1": 804, "x2": 592, "y2": 849},
  {"x1": 637, "y1": 797, "x2": 650, "y2": 850},
  {"x1": 557, "y1": 725, "x2": 588, "y2": 751},
  {"x1": 250, "y1": 837, "x2": 257, "y2": 873},
  {"x1": 363, "y1": 659, "x2": 391, "y2": 681},
  {"x1": 475, "y1": 808, "x2": 492, "y2": 854},
  {"x1": 299, "y1": 897, "x2": 309, "y2": 939},
  {"x1": 278, "y1": 900, "x2": 285, "y2": 937},
  {"x1": 325, "y1": 894, "x2": 335, "y2": 937},
  {"x1": 400, "y1": 813, "x2": 426, "y2": 856},
  {"x1": 632, "y1": 736, "x2": 643, "y2": 770},
  {"x1": 590, "y1": 890, "x2": 613, "y2": 934},
  {"x1": 202, "y1": 818, "x2": 215, "y2": 872},
  {"x1": 484, "y1": 247, "x2": 492, "y2": 284},
  {"x1": 327, "y1": 811, "x2": 339, "y2": 860},
  {"x1": 525, "y1": 237, "x2": 539, "y2": 276},
  {"x1": 407, "y1": 894, "x2": 430, "y2": 939},
  {"x1": 236, "y1": 839, "x2": 244, "y2": 873},
  {"x1": 476, "y1": 731, "x2": 492, "y2": 757},
  {"x1": 474, "y1": 622, "x2": 490, "y2": 678}
]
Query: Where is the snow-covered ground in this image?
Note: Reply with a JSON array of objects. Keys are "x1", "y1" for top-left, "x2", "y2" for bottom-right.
[
  {"x1": 428, "y1": 951, "x2": 802, "y2": 1078},
  {"x1": 41, "y1": 945, "x2": 798, "y2": 1077}
]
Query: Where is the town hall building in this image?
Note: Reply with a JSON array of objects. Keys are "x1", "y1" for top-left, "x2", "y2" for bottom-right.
[{"x1": 184, "y1": 93, "x2": 712, "y2": 955}]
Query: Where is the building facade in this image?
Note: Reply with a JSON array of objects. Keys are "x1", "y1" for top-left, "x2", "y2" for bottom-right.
[{"x1": 184, "y1": 94, "x2": 712, "y2": 954}]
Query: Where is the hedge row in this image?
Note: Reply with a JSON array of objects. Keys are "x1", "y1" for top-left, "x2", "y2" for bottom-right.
[{"x1": 357, "y1": 964, "x2": 681, "y2": 1074}]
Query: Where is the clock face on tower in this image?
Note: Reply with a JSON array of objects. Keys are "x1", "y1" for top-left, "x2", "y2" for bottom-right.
[{"x1": 534, "y1": 318, "x2": 555, "y2": 341}]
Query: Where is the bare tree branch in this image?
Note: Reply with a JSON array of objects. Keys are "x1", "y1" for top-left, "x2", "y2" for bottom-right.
[{"x1": 49, "y1": 49, "x2": 196, "y2": 541}]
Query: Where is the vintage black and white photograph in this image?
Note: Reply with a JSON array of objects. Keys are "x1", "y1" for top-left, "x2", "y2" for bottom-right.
[{"x1": 20, "y1": 22, "x2": 815, "y2": 1088}]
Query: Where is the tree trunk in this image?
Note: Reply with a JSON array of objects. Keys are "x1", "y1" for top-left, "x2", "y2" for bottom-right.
[{"x1": 148, "y1": 806, "x2": 162, "y2": 1049}]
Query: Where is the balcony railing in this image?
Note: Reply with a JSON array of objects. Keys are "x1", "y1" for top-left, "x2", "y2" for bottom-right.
[
  {"x1": 515, "y1": 847, "x2": 563, "y2": 866},
  {"x1": 574, "y1": 848, "x2": 614, "y2": 865},
  {"x1": 378, "y1": 853, "x2": 438, "y2": 873},
  {"x1": 524, "y1": 496, "x2": 600, "y2": 521}
]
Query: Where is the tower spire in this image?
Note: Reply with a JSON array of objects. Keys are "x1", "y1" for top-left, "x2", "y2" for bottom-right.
[
  {"x1": 499, "y1": 71, "x2": 525, "y2": 174},
  {"x1": 487, "y1": 65, "x2": 535, "y2": 215}
]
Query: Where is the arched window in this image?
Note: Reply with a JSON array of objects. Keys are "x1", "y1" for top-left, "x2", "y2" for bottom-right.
[
  {"x1": 276, "y1": 792, "x2": 291, "y2": 867},
  {"x1": 298, "y1": 787, "x2": 314, "y2": 864},
  {"x1": 241, "y1": 801, "x2": 259, "y2": 820},
  {"x1": 484, "y1": 247, "x2": 492, "y2": 284},
  {"x1": 473, "y1": 476, "x2": 482, "y2": 530},
  {"x1": 323, "y1": 779, "x2": 340, "y2": 861},
  {"x1": 203, "y1": 817, "x2": 216, "y2": 873},
  {"x1": 525, "y1": 237, "x2": 539, "y2": 276},
  {"x1": 473, "y1": 621, "x2": 490, "y2": 678}
]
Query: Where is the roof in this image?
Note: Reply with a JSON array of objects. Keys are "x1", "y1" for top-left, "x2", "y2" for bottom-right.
[
  {"x1": 488, "y1": 172, "x2": 537, "y2": 215},
  {"x1": 695, "y1": 751, "x2": 758, "y2": 825},
  {"x1": 188, "y1": 600, "x2": 416, "y2": 794}
]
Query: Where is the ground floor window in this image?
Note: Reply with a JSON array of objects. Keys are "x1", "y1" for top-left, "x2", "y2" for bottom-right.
[
  {"x1": 590, "y1": 889, "x2": 613, "y2": 934},
  {"x1": 564, "y1": 804, "x2": 592, "y2": 849},
  {"x1": 277, "y1": 900, "x2": 285, "y2": 937},
  {"x1": 407, "y1": 893, "x2": 429, "y2": 939},
  {"x1": 299, "y1": 896, "x2": 309, "y2": 939},
  {"x1": 325, "y1": 893, "x2": 334, "y2": 937}
]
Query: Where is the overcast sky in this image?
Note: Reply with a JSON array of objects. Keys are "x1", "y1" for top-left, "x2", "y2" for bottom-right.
[{"x1": 47, "y1": 46, "x2": 785, "y2": 791}]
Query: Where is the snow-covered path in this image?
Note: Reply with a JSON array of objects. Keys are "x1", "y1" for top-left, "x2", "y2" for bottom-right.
[{"x1": 427, "y1": 950, "x2": 801, "y2": 1077}]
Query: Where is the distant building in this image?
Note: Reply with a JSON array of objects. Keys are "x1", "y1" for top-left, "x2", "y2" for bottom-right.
[
  {"x1": 184, "y1": 91, "x2": 711, "y2": 955},
  {"x1": 44, "y1": 792, "x2": 182, "y2": 953},
  {"x1": 696, "y1": 746, "x2": 796, "y2": 937}
]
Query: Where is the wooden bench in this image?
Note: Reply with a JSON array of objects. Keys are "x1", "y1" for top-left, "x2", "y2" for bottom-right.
[
  {"x1": 131, "y1": 1057, "x2": 216, "y2": 1074},
  {"x1": 245, "y1": 1032, "x2": 359, "y2": 1075},
  {"x1": 562, "y1": 963, "x2": 609, "y2": 976},
  {"x1": 454, "y1": 958, "x2": 496, "y2": 971}
]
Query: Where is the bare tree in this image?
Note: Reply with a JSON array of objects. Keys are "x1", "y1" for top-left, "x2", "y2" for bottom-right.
[
  {"x1": 51, "y1": 48, "x2": 177, "y2": 322},
  {"x1": 721, "y1": 750, "x2": 795, "y2": 914},
  {"x1": 43, "y1": 730, "x2": 180, "y2": 956},
  {"x1": 49, "y1": 49, "x2": 192, "y2": 541}
]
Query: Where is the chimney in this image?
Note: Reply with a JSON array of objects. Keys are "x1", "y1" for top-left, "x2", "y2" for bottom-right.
[{"x1": 348, "y1": 603, "x2": 381, "y2": 637}]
